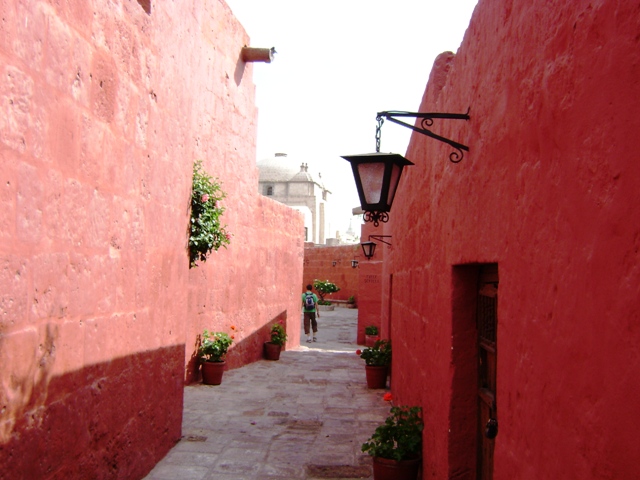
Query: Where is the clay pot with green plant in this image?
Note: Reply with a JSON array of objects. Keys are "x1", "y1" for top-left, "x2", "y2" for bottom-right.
[
  {"x1": 199, "y1": 329, "x2": 234, "y2": 385},
  {"x1": 365, "y1": 325, "x2": 379, "y2": 346},
  {"x1": 264, "y1": 323, "x2": 287, "y2": 361},
  {"x1": 346, "y1": 295, "x2": 357, "y2": 309},
  {"x1": 362, "y1": 405, "x2": 423, "y2": 480},
  {"x1": 356, "y1": 339, "x2": 391, "y2": 389}
]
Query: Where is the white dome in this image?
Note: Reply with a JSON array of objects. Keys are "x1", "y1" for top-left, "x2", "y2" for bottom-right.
[
  {"x1": 257, "y1": 153, "x2": 300, "y2": 182},
  {"x1": 257, "y1": 153, "x2": 323, "y2": 186}
]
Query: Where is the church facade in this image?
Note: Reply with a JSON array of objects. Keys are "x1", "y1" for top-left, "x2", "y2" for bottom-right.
[{"x1": 258, "y1": 153, "x2": 331, "y2": 244}]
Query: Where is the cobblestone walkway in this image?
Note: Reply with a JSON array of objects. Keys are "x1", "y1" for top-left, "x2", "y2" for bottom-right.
[{"x1": 143, "y1": 308, "x2": 390, "y2": 480}]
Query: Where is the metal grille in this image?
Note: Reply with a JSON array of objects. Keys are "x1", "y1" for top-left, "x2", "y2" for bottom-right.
[{"x1": 477, "y1": 294, "x2": 497, "y2": 344}]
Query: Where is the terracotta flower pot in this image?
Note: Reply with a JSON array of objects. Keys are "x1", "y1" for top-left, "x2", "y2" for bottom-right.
[
  {"x1": 372, "y1": 456, "x2": 421, "y2": 480},
  {"x1": 201, "y1": 361, "x2": 226, "y2": 385},
  {"x1": 264, "y1": 342, "x2": 282, "y2": 361},
  {"x1": 365, "y1": 365, "x2": 388, "y2": 389},
  {"x1": 365, "y1": 334, "x2": 380, "y2": 347}
]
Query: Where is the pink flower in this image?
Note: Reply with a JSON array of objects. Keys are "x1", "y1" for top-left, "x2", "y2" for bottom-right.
[
  {"x1": 356, "y1": 349, "x2": 362, "y2": 355},
  {"x1": 383, "y1": 393, "x2": 393, "y2": 402},
  {"x1": 215, "y1": 201, "x2": 220, "y2": 208},
  {"x1": 201, "y1": 194, "x2": 210, "y2": 202}
]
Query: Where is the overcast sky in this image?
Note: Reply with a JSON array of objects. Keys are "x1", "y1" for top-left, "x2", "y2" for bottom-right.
[{"x1": 225, "y1": 0, "x2": 479, "y2": 237}]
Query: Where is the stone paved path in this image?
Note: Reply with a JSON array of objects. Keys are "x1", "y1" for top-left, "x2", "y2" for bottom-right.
[{"x1": 143, "y1": 307, "x2": 390, "y2": 480}]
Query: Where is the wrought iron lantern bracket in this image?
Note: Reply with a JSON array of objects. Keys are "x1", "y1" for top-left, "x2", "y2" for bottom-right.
[
  {"x1": 369, "y1": 235, "x2": 392, "y2": 246},
  {"x1": 361, "y1": 235, "x2": 392, "y2": 260},
  {"x1": 376, "y1": 109, "x2": 470, "y2": 163},
  {"x1": 342, "y1": 109, "x2": 470, "y2": 226}
]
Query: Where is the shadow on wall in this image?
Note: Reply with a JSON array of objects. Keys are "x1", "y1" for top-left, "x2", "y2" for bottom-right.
[
  {"x1": 187, "y1": 310, "x2": 289, "y2": 384},
  {"x1": 234, "y1": 52, "x2": 247, "y2": 86},
  {"x1": 0, "y1": 343, "x2": 185, "y2": 480}
]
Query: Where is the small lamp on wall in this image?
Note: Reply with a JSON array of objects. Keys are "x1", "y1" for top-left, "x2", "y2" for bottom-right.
[
  {"x1": 361, "y1": 241, "x2": 377, "y2": 260},
  {"x1": 360, "y1": 235, "x2": 392, "y2": 260},
  {"x1": 351, "y1": 259, "x2": 359, "y2": 268}
]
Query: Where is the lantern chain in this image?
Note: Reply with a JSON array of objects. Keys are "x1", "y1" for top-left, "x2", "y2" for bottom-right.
[{"x1": 375, "y1": 115, "x2": 384, "y2": 153}]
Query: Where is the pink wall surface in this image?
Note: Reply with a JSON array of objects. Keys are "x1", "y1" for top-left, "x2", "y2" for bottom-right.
[
  {"x1": 384, "y1": 1, "x2": 640, "y2": 478},
  {"x1": 303, "y1": 243, "x2": 359, "y2": 303},
  {"x1": 355, "y1": 222, "x2": 389, "y2": 344},
  {"x1": 0, "y1": 1, "x2": 302, "y2": 478}
]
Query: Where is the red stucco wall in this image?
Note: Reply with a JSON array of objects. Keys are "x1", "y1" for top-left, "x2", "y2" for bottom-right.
[
  {"x1": 355, "y1": 222, "x2": 389, "y2": 344},
  {"x1": 303, "y1": 243, "x2": 359, "y2": 304},
  {"x1": 386, "y1": 1, "x2": 640, "y2": 478},
  {"x1": 0, "y1": 1, "x2": 302, "y2": 478}
]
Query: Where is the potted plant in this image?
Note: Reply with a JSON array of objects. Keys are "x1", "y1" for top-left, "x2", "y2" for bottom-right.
[
  {"x1": 199, "y1": 330, "x2": 233, "y2": 385},
  {"x1": 365, "y1": 325, "x2": 380, "y2": 346},
  {"x1": 362, "y1": 405, "x2": 423, "y2": 480},
  {"x1": 356, "y1": 339, "x2": 391, "y2": 388},
  {"x1": 347, "y1": 295, "x2": 357, "y2": 309},
  {"x1": 264, "y1": 323, "x2": 288, "y2": 361}
]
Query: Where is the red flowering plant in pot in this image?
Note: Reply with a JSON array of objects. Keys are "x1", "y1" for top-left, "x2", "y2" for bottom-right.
[
  {"x1": 264, "y1": 323, "x2": 288, "y2": 361},
  {"x1": 356, "y1": 339, "x2": 391, "y2": 389},
  {"x1": 362, "y1": 405, "x2": 424, "y2": 480},
  {"x1": 199, "y1": 329, "x2": 234, "y2": 385}
]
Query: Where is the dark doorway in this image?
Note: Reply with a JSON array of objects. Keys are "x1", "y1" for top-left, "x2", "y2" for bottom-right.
[
  {"x1": 449, "y1": 263, "x2": 499, "y2": 480},
  {"x1": 476, "y1": 264, "x2": 498, "y2": 479}
]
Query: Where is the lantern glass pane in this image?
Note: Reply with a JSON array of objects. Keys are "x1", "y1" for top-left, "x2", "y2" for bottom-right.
[
  {"x1": 386, "y1": 163, "x2": 402, "y2": 205},
  {"x1": 361, "y1": 241, "x2": 376, "y2": 259},
  {"x1": 357, "y1": 162, "x2": 385, "y2": 204}
]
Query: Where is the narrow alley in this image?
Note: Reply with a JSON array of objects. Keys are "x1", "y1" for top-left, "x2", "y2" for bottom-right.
[{"x1": 144, "y1": 308, "x2": 390, "y2": 480}]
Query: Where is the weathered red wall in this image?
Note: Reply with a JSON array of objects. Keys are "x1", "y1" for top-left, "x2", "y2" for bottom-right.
[
  {"x1": 303, "y1": 243, "x2": 359, "y2": 303},
  {"x1": 355, "y1": 222, "x2": 388, "y2": 344},
  {"x1": 386, "y1": 1, "x2": 640, "y2": 478},
  {"x1": 187, "y1": 194, "x2": 303, "y2": 380},
  {"x1": 0, "y1": 1, "x2": 302, "y2": 478}
]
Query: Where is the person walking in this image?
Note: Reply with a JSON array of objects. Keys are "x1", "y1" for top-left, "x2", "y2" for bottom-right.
[{"x1": 302, "y1": 284, "x2": 319, "y2": 343}]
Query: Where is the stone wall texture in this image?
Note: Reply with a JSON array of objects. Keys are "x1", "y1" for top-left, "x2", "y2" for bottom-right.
[
  {"x1": 354, "y1": 222, "x2": 386, "y2": 344},
  {"x1": 385, "y1": 0, "x2": 640, "y2": 478},
  {"x1": 0, "y1": 1, "x2": 303, "y2": 478},
  {"x1": 302, "y1": 242, "x2": 359, "y2": 302}
]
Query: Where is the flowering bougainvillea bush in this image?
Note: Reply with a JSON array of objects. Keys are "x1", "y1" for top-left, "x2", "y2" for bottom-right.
[{"x1": 189, "y1": 160, "x2": 231, "y2": 267}]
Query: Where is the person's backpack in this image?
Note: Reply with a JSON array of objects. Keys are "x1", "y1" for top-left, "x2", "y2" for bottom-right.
[{"x1": 304, "y1": 293, "x2": 315, "y2": 310}]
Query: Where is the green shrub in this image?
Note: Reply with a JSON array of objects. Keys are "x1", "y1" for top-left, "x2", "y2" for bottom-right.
[
  {"x1": 312, "y1": 279, "x2": 340, "y2": 303},
  {"x1": 269, "y1": 323, "x2": 288, "y2": 346},
  {"x1": 362, "y1": 406, "x2": 423, "y2": 461},
  {"x1": 358, "y1": 339, "x2": 391, "y2": 366},
  {"x1": 198, "y1": 330, "x2": 233, "y2": 362},
  {"x1": 189, "y1": 160, "x2": 231, "y2": 267}
]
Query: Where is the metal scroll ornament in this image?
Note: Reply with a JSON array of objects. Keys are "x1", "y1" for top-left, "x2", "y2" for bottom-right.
[
  {"x1": 417, "y1": 116, "x2": 466, "y2": 163},
  {"x1": 363, "y1": 211, "x2": 389, "y2": 227},
  {"x1": 379, "y1": 110, "x2": 470, "y2": 163}
]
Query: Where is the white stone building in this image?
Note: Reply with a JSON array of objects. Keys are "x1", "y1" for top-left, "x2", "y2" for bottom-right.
[{"x1": 257, "y1": 153, "x2": 331, "y2": 244}]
